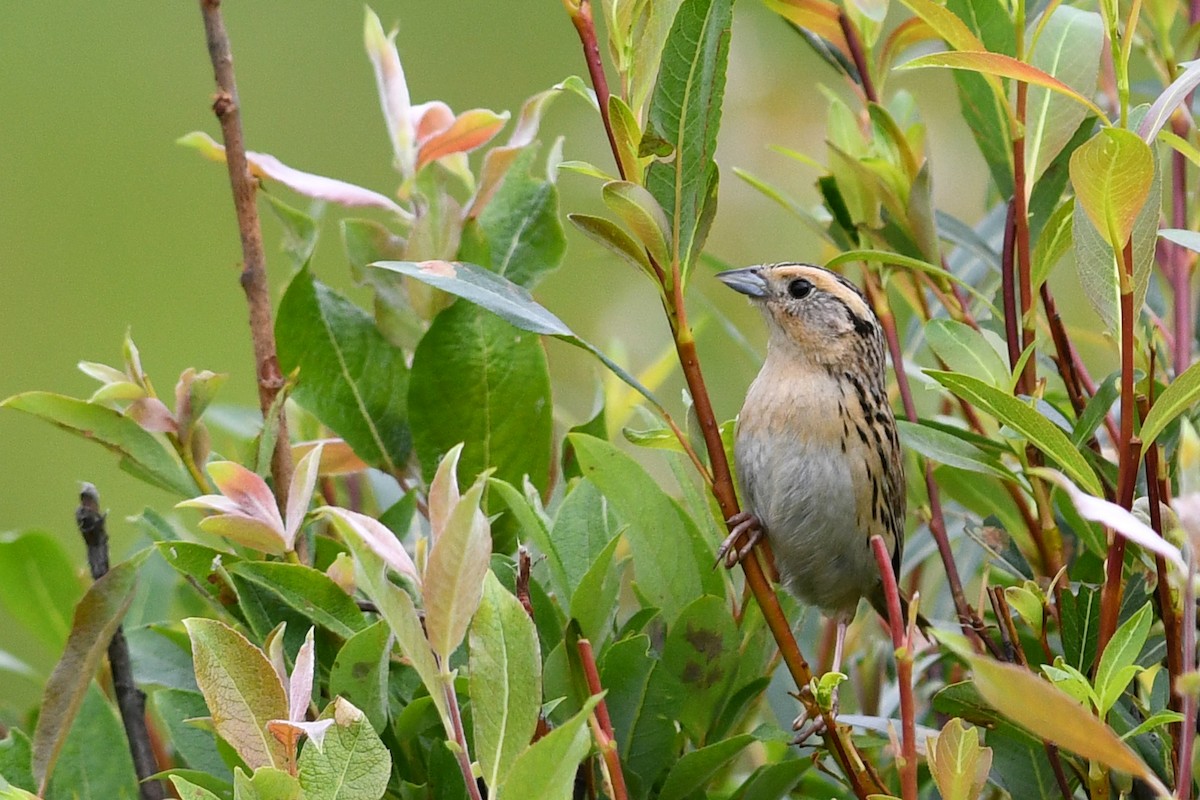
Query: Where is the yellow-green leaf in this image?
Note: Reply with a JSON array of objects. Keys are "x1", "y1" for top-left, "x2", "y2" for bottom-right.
[{"x1": 1070, "y1": 129, "x2": 1155, "y2": 255}]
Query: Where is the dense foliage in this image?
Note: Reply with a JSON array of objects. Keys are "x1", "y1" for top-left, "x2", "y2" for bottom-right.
[{"x1": 5, "y1": 0, "x2": 1200, "y2": 798}]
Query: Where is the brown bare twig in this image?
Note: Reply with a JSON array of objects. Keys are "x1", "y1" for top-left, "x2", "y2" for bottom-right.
[
  {"x1": 197, "y1": 0, "x2": 294, "y2": 518},
  {"x1": 75, "y1": 484, "x2": 166, "y2": 800}
]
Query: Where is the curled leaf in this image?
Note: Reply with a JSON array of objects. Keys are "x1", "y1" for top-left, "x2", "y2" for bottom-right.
[
  {"x1": 318, "y1": 506, "x2": 420, "y2": 586},
  {"x1": 176, "y1": 461, "x2": 287, "y2": 554},
  {"x1": 364, "y1": 6, "x2": 415, "y2": 176}
]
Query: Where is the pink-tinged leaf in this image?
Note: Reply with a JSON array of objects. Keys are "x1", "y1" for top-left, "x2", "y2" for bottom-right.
[
  {"x1": 318, "y1": 506, "x2": 420, "y2": 586},
  {"x1": 424, "y1": 478, "x2": 492, "y2": 662},
  {"x1": 174, "y1": 368, "x2": 227, "y2": 437},
  {"x1": 185, "y1": 618, "x2": 289, "y2": 771},
  {"x1": 267, "y1": 718, "x2": 335, "y2": 752},
  {"x1": 902, "y1": 51, "x2": 1107, "y2": 120},
  {"x1": 764, "y1": 0, "x2": 851, "y2": 60},
  {"x1": 411, "y1": 101, "x2": 455, "y2": 143},
  {"x1": 1138, "y1": 59, "x2": 1200, "y2": 143},
  {"x1": 428, "y1": 443, "x2": 465, "y2": 543},
  {"x1": 1037, "y1": 469, "x2": 1187, "y2": 573},
  {"x1": 468, "y1": 83, "x2": 566, "y2": 218},
  {"x1": 364, "y1": 7, "x2": 415, "y2": 176},
  {"x1": 126, "y1": 397, "x2": 178, "y2": 434},
  {"x1": 179, "y1": 131, "x2": 412, "y2": 220},
  {"x1": 284, "y1": 443, "x2": 324, "y2": 548},
  {"x1": 207, "y1": 461, "x2": 286, "y2": 534},
  {"x1": 32, "y1": 550, "x2": 149, "y2": 791},
  {"x1": 325, "y1": 552, "x2": 357, "y2": 595},
  {"x1": 264, "y1": 623, "x2": 289, "y2": 690},
  {"x1": 968, "y1": 654, "x2": 1168, "y2": 793},
  {"x1": 292, "y1": 439, "x2": 370, "y2": 476},
  {"x1": 289, "y1": 627, "x2": 316, "y2": 722},
  {"x1": 416, "y1": 109, "x2": 510, "y2": 172},
  {"x1": 195, "y1": 514, "x2": 289, "y2": 555}
]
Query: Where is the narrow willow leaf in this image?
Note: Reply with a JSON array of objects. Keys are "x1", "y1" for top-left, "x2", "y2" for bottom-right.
[
  {"x1": 926, "y1": 371, "x2": 1102, "y2": 495},
  {"x1": 601, "y1": 180, "x2": 671, "y2": 267},
  {"x1": 644, "y1": 0, "x2": 733, "y2": 277},
  {"x1": 276, "y1": 268, "x2": 410, "y2": 472},
  {"x1": 1025, "y1": 7, "x2": 1102, "y2": 185},
  {"x1": 424, "y1": 479, "x2": 491, "y2": 662},
  {"x1": 569, "y1": 213, "x2": 654, "y2": 277},
  {"x1": 32, "y1": 551, "x2": 149, "y2": 790},
  {"x1": 925, "y1": 318, "x2": 1010, "y2": 387},
  {"x1": 371, "y1": 260, "x2": 666, "y2": 415},
  {"x1": 496, "y1": 696, "x2": 601, "y2": 800},
  {"x1": 569, "y1": 433, "x2": 721, "y2": 623},
  {"x1": 658, "y1": 734, "x2": 755, "y2": 800},
  {"x1": 1094, "y1": 603, "x2": 1151, "y2": 715},
  {"x1": 1, "y1": 392, "x2": 196, "y2": 496},
  {"x1": 1031, "y1": 201, "x2": 1074, "y2": 292},
  {"x1": 1070, "y1": 129, "x2": 1155, "y2": 255},
  {"x1": 43, "y1": 686, "x2": 138, "y2": 798},
  {"x1": 470, "y1": 571, "x2": 541, "y2": 791},
  {"x1": 297, "y1": 698, "x2": 392, "y2": 800},
  {"x1": 1138, "y1": 58, "x2": 1200, "y2": 142},
  {"x1": 1139, "y1": 357, "x2": 1200, "y2": 446},
  {"x1": 902, "y1": 51, "x2": 1106, "y2": 119},
  {"x1": 969, "y1": 655, "x2": 1167, "y2": 793},
  {"x1": 897, "y1": 420, "x2": 1013, "y2": 480},
  {"x1": 184, "y1": 617, "x2": 289, "y2": 771}
]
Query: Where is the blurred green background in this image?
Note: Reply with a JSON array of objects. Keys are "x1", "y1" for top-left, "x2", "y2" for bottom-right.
[{"x1": 0, "y1": 1, "x2": 984, "y2": 713}]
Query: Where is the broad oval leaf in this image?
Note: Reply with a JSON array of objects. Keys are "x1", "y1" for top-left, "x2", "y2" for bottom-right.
[
  {"x1": 927, "y1": 718, "x2": 992, "y2": 800},
  {"x1": 276, "y1": 268, "x2": 411, "y2": 473},
  {"x1": 1070, "y1": 129, "x2": 1155, "y2": 253},
  {"x1": 32, "y1": 551, "x2": 150, "y2": 790},
  {"x1": 925, "y1": 371, "x2": 1102, "y2": 495},
  {"x1": 1, "y1": 392, "x2": 196, "y2": 496},
  {"x1": 662, "y1": 595, "x2": 739, "y2": 741},
  {"x1": 0, "y1": 531, "x2": 82, "y2": 651},
  {"x1": 601, "y1": 181, "x2": 672, "y2": 267},
  {"x1": 470, "y1": 571, "x2": 541, "y2": 791},
  {"x1": 184, "y1": 617, "x2": 289, "y2": 771},
  {"x1": 408, "y1": 301, "x2": 552, "y2": 495},
  {"x1": 477, "y1": 146, "x2": 565, "y2": 289},
  {"x1": 296, "y1": 697, "x2": 392, "y2": 800},
  {"x1": 969, "y1": 655, "x2": 1167, "y2": 792}
]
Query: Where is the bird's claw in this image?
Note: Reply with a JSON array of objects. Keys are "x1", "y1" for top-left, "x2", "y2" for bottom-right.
[
  {"x1": 789, "y1": 686, "x2": 838, "y2": 746},
  {"x1": 714, "y1": 512, "x2": 764, "y2": 570}
]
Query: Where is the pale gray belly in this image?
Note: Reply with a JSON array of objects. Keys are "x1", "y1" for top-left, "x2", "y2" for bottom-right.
[{"x1": 735, "y1": 431, "x2": 878, "y2": 619}]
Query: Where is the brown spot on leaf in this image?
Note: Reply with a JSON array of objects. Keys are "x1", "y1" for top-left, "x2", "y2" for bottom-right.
[{"x1": 685, "y1": 623, "x2": 723, "y2": 659}]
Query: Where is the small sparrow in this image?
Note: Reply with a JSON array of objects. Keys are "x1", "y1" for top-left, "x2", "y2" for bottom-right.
[{"x1": 716, "y1": 263, "x2": 908, "y2": 699}]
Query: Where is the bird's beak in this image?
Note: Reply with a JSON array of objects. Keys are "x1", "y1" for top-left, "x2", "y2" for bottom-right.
[{"x1": 716, "y1": 266, "x2": 768, "y2": 298}]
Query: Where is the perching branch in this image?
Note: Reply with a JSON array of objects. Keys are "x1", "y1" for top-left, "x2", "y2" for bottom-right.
[
  {"x1": 578, "y1": 639, "x2": 630, "y2": 800},
  {"x1": 870, "y1": 536, "x2": 916, "y2": 800},
  {"x1": 197, "y1": 0, "x2": 294, "y2": 518},
  {"x1": 75, "y1": 484, "x2": 166, "y2": 800}
]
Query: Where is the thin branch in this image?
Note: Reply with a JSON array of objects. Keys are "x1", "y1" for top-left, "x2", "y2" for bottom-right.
[
  {"x1": 197, "y1": 0, "x2": 294, "y2": 518},
  {"x1": 870, "y1": 536, "x2": 916, "y2": 800},
  {"x1": 578, "y1": 639, "x2": 630, "y2": 800},
  {"x1": 75, "y1": 484, "x2": 166, "y2": 800},
  {"x1": 443, "y1": 680, "x2": 485, "y2": 800},
  {"x1": 1012, "y1": 81, "x2": 1036, "y2": 396},
  {"x1": 838, "y1": 9, "x2": 877, "y2": 104},
  {"x1": 565, "y1": 0, "x2": 625, "y2": 182}
]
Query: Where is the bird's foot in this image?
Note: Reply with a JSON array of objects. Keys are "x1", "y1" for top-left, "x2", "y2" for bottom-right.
[
  {"x1": 715, "y1": 512, "x2": 764, "y2": 569},
  {"x1": 790, "y1": 685, "x2": 838, "y2": 745}
]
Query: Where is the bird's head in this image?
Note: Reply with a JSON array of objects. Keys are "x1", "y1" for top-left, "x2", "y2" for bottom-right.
[{"x1": 717, "y1": 263, "x2": 883, "y2": 370}]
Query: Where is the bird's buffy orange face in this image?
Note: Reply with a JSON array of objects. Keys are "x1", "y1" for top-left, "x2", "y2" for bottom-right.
[{"x1": 717, "y1": 263, "x2": 880, "y2": 366}]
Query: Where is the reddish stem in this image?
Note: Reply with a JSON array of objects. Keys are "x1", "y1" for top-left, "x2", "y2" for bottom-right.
[
  {"x1": 1000, "y1": 201, "x2": 1022, "y2": 370},
  {"x1": 578, "y1": 639, "x2": 630, "y2": 800},
  {"x1": 870, "y1": 536, "x2": 916, "y2": 800},
  {"x1": 1012, "y1": 82, "x2": 1035, "y2": 396},
  {"x1": 838, "y1": 9, "x2": 877, "y2": 104},
  {"x1": 1176, "y1": 549, "x2": 1197, "y2": 799},
  {"x1": 443, "y1": 681, "x2": 484, "y2": 800},
  {"x1": 566, "y1": 0, "x2": 625, "y2": 182}
]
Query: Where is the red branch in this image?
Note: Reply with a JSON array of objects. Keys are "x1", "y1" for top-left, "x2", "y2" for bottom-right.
[
  {"x1": 870, "y1": 536, "x2": 916, "y2": 800},
  {"x1": 578, "y1": 639, "x2": 629, "y2": 800}
]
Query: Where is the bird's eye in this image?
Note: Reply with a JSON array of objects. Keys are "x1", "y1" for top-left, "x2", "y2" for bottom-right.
[{"x1": 787, "y1": 278, "x2": 814, "y2": 299}]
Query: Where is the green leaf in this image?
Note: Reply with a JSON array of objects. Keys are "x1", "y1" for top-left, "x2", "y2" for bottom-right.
[
  {"x1": 225, "y1": 562, "x2": 365, "y2": 639},
  {"x1": 1060, "y1": 586, "x2": 1101, "y2": 672},
  {"x1": 925, "y1": 318, "x2": 1010, "y2": 387},
  {"x1": 1140, "y1": 357, "x2": 1200, "y2": 446},
  {"x1": 658, "y1": 734, "x2": 755, "y2": 800},
  {"x1": 600, "y1": 635, "x2": 675, "y2": 788},
  {"x1": 601, "y1": 181, "x2": 671, "y2": 267},
  {"x1": 644, "y1": 0, "x2": 733, "y2": 277},
  {"x1": 263, "y1": 192, "x2": 321, "y2": 270},
  {"x1": 408, "y1": 300, "x2": 552, "y2": 493},
  {"x1": 329, "y1": 524, "x2": 448, "y2": 735},
  {"x1": 925, "y1": 370, "x2": 1102, "y2": 495},
  {"x1": 1070, "y1": 128, "x2": 1156, "y2": 255},
  {"x1": 1, "y1": 392, "x2": 196, "y2": 496},
  {"x1": 169, "y1": 775, "x2": 224, "y2": 800},
  {"x1": 0, "y1": 728, "x2": 34, "y2": 793},
  {"x1": 553, "y1": 479, "x2": 621, "y2": 590},
  {"x1": 152, "y1": 689, "x2": 232, "y2": 780},
  {"x1": 470, "y1": 571, "x2": 541, "y2": 791},
  {"x1": 297, "y1": 698, "x2": 391, "y2": 800},
  {"x1": 329, "y1": 622, "x2": 391, "y2": 734},
  {"x1": 478, "y1": 147, "x2": 565, "y2": 289},
  {"x1": 32, "y1": 550, "x2": 149, "y2": 790},
  {"x1": 371, "y1": 260, "x2": 667, "y2": 416},
  {"x1": 0, "y1": 531, "x2": 82, "y2": 651},
  {"x1": 662, "y1": 595, "x2": 739, "y2": 741},
  {"x1": 1121, "y1": 710, "x2": 1185, "y2": 741},
  {"x1": 1031, "y1": 201, "x2": 1074, "y2": 292},
  {"x1": 424, "y1": 478, "x2": 492, "y2": 662},
  {"x1": 276, "y1": 268, "x2": 410, "y2": 472},
  {"x1": 1095, "y1": 602, "x2": 1152, "y2": 715},
  {"x1": 927, "y1": 718, "x2": 992, "y2": 800},
  {"x1": 184, "y1": 617, "x2": 289, "y2": 771},
  {"x1": 969, "y1": 655, "x2": 1166, "y2": 792},
  {"x1": 568, "y1": 433, "x2": 721, "y2": 623},
  {"x1": 737, "y1": 758, "x2": 811, "y2": 800},
  {"x1": 496, "y1": 695, "x2": 601, "y2": 800},
  {"x1": 43, "y1": 686, "x2": 138, "y2": 799},
  {"x1": 1025, "y1": 7, "x2": 1102, "y2": 184},
  {"x1": 569, "y1": 213, "x2": 654, "y2": 278},
  {"x1": 569, "y1": 533, "x2": 624, "y2": 645},
  {"x1": 234, "y1": 766, "x2": 303, "y2": 800},
  {"x1": 896, "y1": 420, "x2": 1013, "y2": 480}
]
